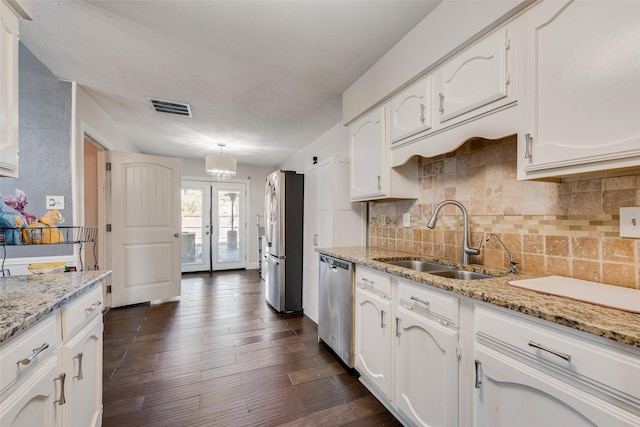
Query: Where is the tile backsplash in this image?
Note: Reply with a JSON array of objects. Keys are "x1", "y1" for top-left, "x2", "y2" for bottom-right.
[{"x1": 369, "y1": 135, "x2": 640, "y2": 289}]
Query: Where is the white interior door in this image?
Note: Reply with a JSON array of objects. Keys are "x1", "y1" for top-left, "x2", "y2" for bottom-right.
[
  {"x1": 212, "y1": 182, "x2": 246, "y2": 271},
  {"x1": 180, "y1": 180, "x2": 211, "y2": 273},
  {"x1": 109, "y1": 151, "x2": 182, "y2": 307}
]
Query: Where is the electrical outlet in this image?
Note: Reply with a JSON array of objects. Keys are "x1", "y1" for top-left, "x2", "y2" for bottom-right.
[
  {"x1": 403, "y1": 212, "x2": 411, "y2": 228},
  {"x1": 46, "y1": 196, "x2": 64, "y2": 210},
  {"x1": 380, "y1": 215, "x2": 386, "y2": 226},
  {"x1": 620, "y1": 207, "x2": 640, "y2": 238}
]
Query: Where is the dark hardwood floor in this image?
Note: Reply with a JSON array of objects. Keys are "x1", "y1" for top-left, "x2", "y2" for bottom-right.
[{"x1": 102, "y1": 270, "x2": 401, "y2": 427}]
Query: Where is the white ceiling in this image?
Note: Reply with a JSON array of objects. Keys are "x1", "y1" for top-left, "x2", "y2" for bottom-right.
[{"x1": 19, "y1": 0, "x2": 441, "y2": 166}]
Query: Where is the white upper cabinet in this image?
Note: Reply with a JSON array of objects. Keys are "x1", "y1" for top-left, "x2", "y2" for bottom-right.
[
  {"x1": 0, "y1": 0, "x2": 20, "y2": 178},
  {"x1": 390, "y1": 25, "x2": 519, "y2": 165},
  {"x1": 518, "y1": 0, "x2": 640, "y2": 180},
  {"x1": 438, "y1": 28, "x2": 509, "y2": 124},
  {"x1": 389, "y1": 77, "x2": 432, "y2": 143},
  {"x1": 349, "y1": 106, "x2": 418, "y2": 202},
  {"x1": 350, "y1": 107, "x2": 387, "y2": 200}
]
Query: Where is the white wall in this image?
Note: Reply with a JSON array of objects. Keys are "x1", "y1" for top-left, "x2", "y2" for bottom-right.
[
  {"x1": 279, "y1": 122, "x2": 350, "y2": 172},
  {"x1": 343, "y1": 0, "x2": 528, "y2": 124}
]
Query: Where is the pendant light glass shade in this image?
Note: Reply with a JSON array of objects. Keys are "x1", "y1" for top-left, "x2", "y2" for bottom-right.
[{"x1": 206, "y1": 144, "x2": 237, "y2": 180}]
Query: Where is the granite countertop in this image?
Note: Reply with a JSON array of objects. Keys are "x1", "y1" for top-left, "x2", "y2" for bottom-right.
[
  {"x1": 318, "y1": 247, "x2": 640, "y2": 348},
  {"x1": 0, "y1": 270, "x2": 112, "y2": 345}
]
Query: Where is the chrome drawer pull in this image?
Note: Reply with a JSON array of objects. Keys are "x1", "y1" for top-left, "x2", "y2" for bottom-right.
[
  {"x1": 74, "y1": 352, "x2": 84, "y2": 380},
  {"x1": 17, "y1": 343, "x2": 49, "y2": 365},
  {"x1": 528, "y1": 341, "x2": 572, "y2": 362},
  {"x1": 85, "y1": 301, "x2": 102, "y2": 312},
  {"x1": 380, "y1": 310, "x2": 386, "y2": 328},
  {"x1": 395, "y1": 317, "x2": 401, "y2": 337},
  {"x1": 54, "y1": 373, "x2": 66, "y2": 405},
  {"x1": 419, "y1": 103, "x2": 426, "y2": 124},
  {"x1": 410, "y1": 296, "x2": 429, "y2": 307}
]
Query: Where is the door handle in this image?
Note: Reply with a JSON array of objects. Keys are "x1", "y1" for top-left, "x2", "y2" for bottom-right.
[{"x1": 174, "y1": 233, "x2": 180, "y2": 238}]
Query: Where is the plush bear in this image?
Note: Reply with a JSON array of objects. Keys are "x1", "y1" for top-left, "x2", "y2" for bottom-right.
[
  {"x1": 23, "y1": 209, "x2": 65, "y2": 244},
  {"x1": 0, "y1": 203, "x2": 25, "y2": 245}
]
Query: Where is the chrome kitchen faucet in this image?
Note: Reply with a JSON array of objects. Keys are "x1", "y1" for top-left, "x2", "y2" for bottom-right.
[{"x1": 427, "y1": 200, "x2": 481, "y2": 266}]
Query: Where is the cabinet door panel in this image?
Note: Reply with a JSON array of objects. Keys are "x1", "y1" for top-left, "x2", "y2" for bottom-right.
[
  {"x1": 0, "y1": 2, "x2": 20, "y2": 178},
  {"x1": 0, "y1": 358, "x2": 60, "y2": 427},
  {"x1": 474, "y1": 344, "x2": 640, "y2": 427},
  {"x1": 439, "y1": 29, "x2": 507, "y2": 123},
  {"x1": 390, "y1": 77, "x2": 432, "y2": 143},
  {"x1": 520, "y1": 0, "x2": 640, "y2": 177},
  {"x1": 396, "y1": 308, "x2": 458, "y2": 427},
  {"x1": 355, "y1": 287, "x2": 392, "y2": 398},
  {"x1": 350, "y1": 107, "x2": 386, "y2": 200},
  {"x1": 64, "y1": 316, "x2": 103, "y2": 427}
]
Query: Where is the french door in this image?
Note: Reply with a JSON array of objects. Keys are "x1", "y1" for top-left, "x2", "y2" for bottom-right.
[{"x1": 181, "y1": 180, "x2": 246, "y2": 272}]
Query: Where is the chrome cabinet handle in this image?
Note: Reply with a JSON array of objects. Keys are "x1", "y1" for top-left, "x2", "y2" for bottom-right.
[
  {"x1": 55, "y1": 373, "x2": 66, "y2": 405},
  {"x1": 85, "y1": 301, "x2": 102, "y2": 313},
  {"x1": 17, "y1": 343, "x2": 49, "y2": 366},
  {"x1": 377, "y1": 175, "x2": 382, "y2": 191},
  {"x1": 528, "y1": 341, "x2": 572, "y2": 362},
  {"x1": 419, "y1": 103, "x2": 426, "y2": 124},
  {"x1": 474, "y1": 360, "x2": 482, "y2": 389},
  {"x1": 380, "y1": 310, "x2": 386, "y2": 328},
  {"x1": 395, "y1": 317, "x2": 401, "y2": 337},
  {"x1": 410, "y1": 296, "x2": 430, "y2": 307},
  {"x1": 74, "y1": 352, "x2": 84, "y2": 380},
  {"x1": 524, "y1": 133, "x2": 532, "y2": 159},
  {"x1": 439, "y1": 93, "x2": 444, "y2": 114},
  {"x1": 174, "y1": 233, "x2": 180, "y2": 238},
  {"x1": 362, "y1": 277, "x2": 374, "y2": 285}
]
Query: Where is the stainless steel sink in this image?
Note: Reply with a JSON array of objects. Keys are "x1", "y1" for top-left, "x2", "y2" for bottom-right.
[
  {"x1": 428, "y1": 270, "x2": 494, "y2": 280},
  {"x1": 382, "y1": 259, "x2": 454, "y2": 272}
]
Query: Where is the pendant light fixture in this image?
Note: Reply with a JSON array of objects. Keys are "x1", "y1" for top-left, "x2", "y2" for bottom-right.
[{"x1": 206, "y1": 144, "x2": 237, "y2": 180}]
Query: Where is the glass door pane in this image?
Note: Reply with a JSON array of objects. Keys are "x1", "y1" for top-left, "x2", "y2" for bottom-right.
[
  {"x1": 213, "y1": 182, "x2": 246, "y2": 270},
  {"x1": 181, "y1": 181, "x2": 211, "y2": 272}
]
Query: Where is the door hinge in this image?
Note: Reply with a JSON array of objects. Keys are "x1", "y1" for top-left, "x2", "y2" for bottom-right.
[
  {"x1": 106, "y1": 285, "x2": 112, "y2": 294},
  {"x1": 106, "y1": 224, "x2": 112, "y2": 232},
  {"x1": 106, "y1": 162, "x2": 111, "y2": 171}
]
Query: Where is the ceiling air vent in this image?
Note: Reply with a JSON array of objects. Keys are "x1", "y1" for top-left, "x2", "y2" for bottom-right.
[{"x1": 149, "y1": 98, "x2": 192, "y2": 117}]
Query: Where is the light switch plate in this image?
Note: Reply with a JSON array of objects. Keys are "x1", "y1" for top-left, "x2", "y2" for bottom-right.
[
  {"x1": 620, "y1": 207, "x2": 640, "y2": 238},
  {"x1": 46, "y1": 195, "x2": 64, "y2": 210},
  {"x1": 403, "y1": 213, "x2": 411, "y2": 228}
]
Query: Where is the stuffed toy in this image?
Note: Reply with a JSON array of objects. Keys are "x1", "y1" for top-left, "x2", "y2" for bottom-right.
[
  {"x1": 0, "y1": 203, "x2": 25, "y2": 245},
  {"x1": 3, "y1": 189, "x2": 36, "y2": 225},
  {"x1": 23, "y1": 209, "x2": 65, "y2": 244}
]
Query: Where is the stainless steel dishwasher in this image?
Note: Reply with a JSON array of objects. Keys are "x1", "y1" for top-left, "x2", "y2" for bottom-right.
[{"x1": 318, "y1": 254, "x2": 354, "y2": 369}]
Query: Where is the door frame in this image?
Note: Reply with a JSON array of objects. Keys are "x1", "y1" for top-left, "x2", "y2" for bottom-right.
[
  {"x1": 73, "y1": 120, "x2": 112, "y2": 306},
  {"x1": 182, "y1": 176, "x2": 250, "y2": 272}
]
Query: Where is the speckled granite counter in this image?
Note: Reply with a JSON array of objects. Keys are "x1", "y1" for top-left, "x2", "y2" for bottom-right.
[
  {"x1": 318, "y1": 247, "x2": 640, "y2": 347},
  {"x1": 0, "y1": 270, "x2": 111, "y2": 345}
]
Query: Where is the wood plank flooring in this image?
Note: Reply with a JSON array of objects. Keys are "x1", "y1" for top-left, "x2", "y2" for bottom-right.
[{"x1": 102, "y1": 270, "x2": 401, "y2": 427}]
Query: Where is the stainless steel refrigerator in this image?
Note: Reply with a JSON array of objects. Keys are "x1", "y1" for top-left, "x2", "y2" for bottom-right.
[{"x1": 263, "y1": 170, "x2": 304, "y2": 313}]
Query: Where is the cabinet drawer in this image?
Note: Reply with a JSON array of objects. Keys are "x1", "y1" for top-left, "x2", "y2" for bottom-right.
[
  {"x1": 355, "y1": 266, "x2": 391, "y2": 299},
  {"x1": 398, "y1": 279, "x2": 459, "y2": 326},
  {"x1": 0, "y1": 314, "x2": 57, "y2": 394},
  {"x1": 475, "y1": 304, "x2": 640, "y2": 403},
  {"x1": 61, "y1": 286, "x2": 103, "y2": 340}
]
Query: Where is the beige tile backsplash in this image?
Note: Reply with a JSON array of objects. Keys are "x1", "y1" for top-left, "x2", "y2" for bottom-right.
[{"x1": 369, "y1": 135, "x2": 640, "y2": 289}]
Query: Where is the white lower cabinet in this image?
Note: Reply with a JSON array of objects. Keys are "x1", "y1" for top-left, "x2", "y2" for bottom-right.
[
  {"x1": 355, "y1": 267, "x2": 393, "y2": 399},
  {"x1": 62, "y1": 315, "x2": 103, "y2": 427},
  {"x1": 0, "y1": 286, "x2": 104, "y2": 427},
  {"x1": 473, "y1": 304, "x2": 640, "y2": 427},
  {"x1": 0, "y1": 357, "x2": 62, "y2": 427},
  {"x1": 352, "y1": 264, "x2": 640, "y2": 427},
  {"x1": 395, "y1": 305, "x2": 458, "y2": 427}
]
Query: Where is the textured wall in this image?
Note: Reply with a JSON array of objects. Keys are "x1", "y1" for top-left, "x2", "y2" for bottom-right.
[
  {"x1": 0, "y1": 43, "x2": 73, "y2": 258},
  {"x1": 370, "y1": 135, "x2": 640, "y2": 289}
]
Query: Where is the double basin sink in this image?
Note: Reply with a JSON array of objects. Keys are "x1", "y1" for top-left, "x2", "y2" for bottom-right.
[{"x1": 379, "y1": 259, "x2": 494, "y2": 280}]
